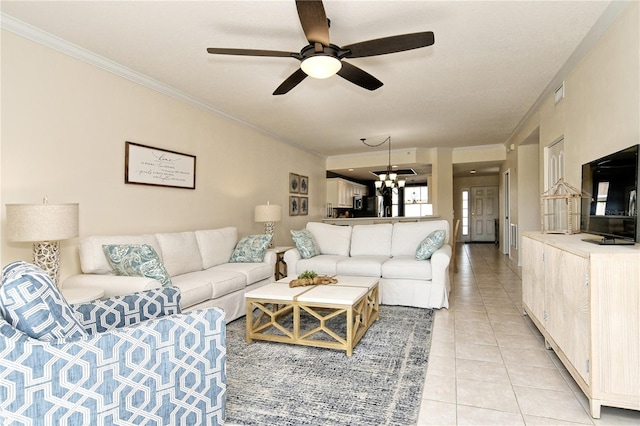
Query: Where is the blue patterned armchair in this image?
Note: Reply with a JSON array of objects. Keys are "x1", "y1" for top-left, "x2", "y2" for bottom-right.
[{"x1": 0, "y1": 261, "x2": 226, "y2": 425}]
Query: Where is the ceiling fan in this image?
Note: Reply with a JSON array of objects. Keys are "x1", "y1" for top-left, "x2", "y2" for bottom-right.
[{"x1": 207, "y1": 0, "x2": 435, "y2": 95}]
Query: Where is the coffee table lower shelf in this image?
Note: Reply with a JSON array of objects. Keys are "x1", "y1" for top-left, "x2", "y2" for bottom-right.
[{"x1": 245, "y1": 277, "x2": 379, "y2": 356}]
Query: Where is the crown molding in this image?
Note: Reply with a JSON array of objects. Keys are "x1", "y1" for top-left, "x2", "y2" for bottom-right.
[{"x1": 0, "y1": 12, "x2": 310, "y2": 152}]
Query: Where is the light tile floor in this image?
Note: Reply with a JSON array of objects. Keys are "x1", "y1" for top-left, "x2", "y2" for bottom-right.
[{"x1": 417, "y1": 243, "x2": 640, "y2": 426}]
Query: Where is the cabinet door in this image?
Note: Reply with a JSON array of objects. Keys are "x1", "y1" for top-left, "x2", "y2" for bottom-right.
[
  {"x1": 561, "y1": 252, "x2": 590, "y2": 383},
  {"x1": 522, "y1": 237, "x2": 545, "y2": 322},
  {"x1": 544, "y1": 245, "x2": 565, "y2": 343}
]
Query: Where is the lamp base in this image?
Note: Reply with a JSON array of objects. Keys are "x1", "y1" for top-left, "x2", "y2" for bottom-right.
[
  {"x1": 264, "y1": 222, "x2": 275, "y2": 248},
  {"x1": 32, "y1": 241, "x2": 60, "y2": 285}
]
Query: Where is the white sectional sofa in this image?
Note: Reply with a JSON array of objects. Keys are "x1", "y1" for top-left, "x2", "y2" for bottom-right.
[
  {"x1": 62, "y1": 227, "x2": 275, "y2": 322},
  {"x1": 284, "y1": 221, "x2": 452, "y2": 309}
]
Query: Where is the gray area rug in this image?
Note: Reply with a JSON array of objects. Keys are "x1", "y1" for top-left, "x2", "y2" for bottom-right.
[{"x1": 224, "y1": 305, "x2": 434, "y2": 425}]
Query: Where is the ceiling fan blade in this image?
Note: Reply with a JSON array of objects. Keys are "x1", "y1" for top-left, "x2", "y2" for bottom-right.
[
  {"x1": 296, "y1": 0, "x2": 330, "y2": 46},
  {"x1": 337, "y1": 62, "x2": 383, "y2": 91},
  {"x1": 207, "y1": 47, "x2": 298, "y2": 58},
  {"x1": 273, "y1": 68, "x2": 308, "y2": 95},
  {"x1": 342, "y1": 32, "x2": 434, "y2": 58}
]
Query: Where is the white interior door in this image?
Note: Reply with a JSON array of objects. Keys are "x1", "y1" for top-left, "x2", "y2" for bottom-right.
[
  {"x1": 503, "y1": 170, "x2": 511, "y2": 255},
  {"x1": 545, "y1": 138, "x2": 566, "y2": 230},
  {"x1": 471, "y1": 185, "x2": 499, "y2": 242}
]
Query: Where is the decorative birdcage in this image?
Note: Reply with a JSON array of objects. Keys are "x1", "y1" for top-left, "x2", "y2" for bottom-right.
[{"x1": 540, "y1": 178, "x2": 586, "y2": 234}]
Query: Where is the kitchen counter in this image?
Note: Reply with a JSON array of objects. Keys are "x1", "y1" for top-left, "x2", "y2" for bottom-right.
[{"x1": 321, "y1": 216, "x2": 441, "y2": 225}]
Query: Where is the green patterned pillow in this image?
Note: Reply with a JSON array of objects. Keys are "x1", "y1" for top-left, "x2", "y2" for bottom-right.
[
  {"x1": 102, "y1": 244, "x2": 172, "y2": 287},
  {"x1": 415, "y1": 230, "x2": 446, "y2": 260},
  {"x1": 290, "y1": 229, "x2": 321, "y2": 259},
  {"x1": 230, "y1": 234, "x2": 272, "y2": 263}
]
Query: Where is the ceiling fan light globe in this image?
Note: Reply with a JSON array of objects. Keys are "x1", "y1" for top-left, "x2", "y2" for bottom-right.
[{"x1": 301, "y1": 56, "x2": 342, "y2": 79}]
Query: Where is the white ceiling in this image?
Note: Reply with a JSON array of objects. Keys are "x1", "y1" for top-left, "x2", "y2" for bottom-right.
[{"x1": 1, "y1": 0, "x2": 617, "y2": 179}]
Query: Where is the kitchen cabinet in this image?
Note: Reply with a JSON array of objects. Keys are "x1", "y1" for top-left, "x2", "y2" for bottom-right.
[
  {"x1": 522, "y1": 232, "x2": 640, "y2": 418},
  {"x1": 326, "y1": 178, "x2": 367, "y2": 208}
]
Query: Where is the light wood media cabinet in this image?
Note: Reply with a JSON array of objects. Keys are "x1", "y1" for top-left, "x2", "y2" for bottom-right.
[{"x1": 522, "y1": 232, "x2": 640, "y2": 418}]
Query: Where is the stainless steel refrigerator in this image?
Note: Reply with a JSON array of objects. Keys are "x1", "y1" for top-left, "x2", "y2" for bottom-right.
[{"x1": 360, "y1": 196, "x2": 383, "y2": 217}]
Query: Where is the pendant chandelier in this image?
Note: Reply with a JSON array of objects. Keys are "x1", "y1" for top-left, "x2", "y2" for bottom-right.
[{"x1": 360, "y1": 136, "x2": 406, "y2": 190}]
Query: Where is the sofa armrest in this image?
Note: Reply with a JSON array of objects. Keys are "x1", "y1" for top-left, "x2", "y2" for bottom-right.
[
  {"x1": 283, "y1": 248, "x2": 301, "y2": 277},
  {"x1": 63, "y1": 274, "x2": 162, "y2": 298},
  {"x1": 73, "y1": 287, "x2": 182, "y2": 333},
  {"x1": 430, "y1": 244, "x2": 453, "y2": 307},
  {"x1": 263, "y1": 250, "x2": 277, "y2": 266}
]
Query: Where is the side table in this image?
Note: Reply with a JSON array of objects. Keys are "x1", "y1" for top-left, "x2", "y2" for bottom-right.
[
  {"x1": 269, "y1": 246, "x2": 293, "y2": 280},
  {"x1": 60, "y1": 287, "x2": 105, "y2": 304}
]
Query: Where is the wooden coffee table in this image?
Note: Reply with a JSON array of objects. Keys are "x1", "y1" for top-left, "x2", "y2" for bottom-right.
[{"x1": 245, "y1": 276, "x2": 379, "y2": 356}]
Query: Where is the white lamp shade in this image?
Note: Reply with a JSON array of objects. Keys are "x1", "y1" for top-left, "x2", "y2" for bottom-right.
[
  {"x1": 254, "y1": 204, "x2": 282, "y2": 223},
  {"x1": 300, "y1": 56, "x2": 342, "y2": 79},
  {"x1": 6, "y1": 203, "x2": 79, "y2": 242}
]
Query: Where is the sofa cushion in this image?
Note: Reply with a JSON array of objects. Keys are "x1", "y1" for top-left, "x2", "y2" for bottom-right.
[
  {"x1": 230, "y1": 235, "x2": 272, "y2": 263},
  {"x1": 171, "y1": 269, "x2": 246, "y2": 307},
  {"x1": 155, "y1": 232, "x2": 203, "y2": 277},
  {"x1": 295, "y1": 255, "x2": 348, "y2": 276},
  {"x1": 350, "y1": 224, "x2": 393, "y2": 257},
  {"x1": 336, "y1": 256, "x2": 388, "y2": 277},
  {"x1": 214, "y1": 262, "x2": 273, "y2": 285},
  {"x1": 0, "y1": 261, "x2": 87, "y2": 341},
  {"x1": 391, "y1": 221, "x2": 450, "y2": 257},
  {"x1": 306, "y1": 222, "x2": 352, "y2": 256},
  {"x1": 416, "y1": 230, "x2": 446, "y2": 260},
  {"x1": 382, "y1": 256, "x2": 433, "y2": 280},
  {"x1": 290, "y1": 229, "x2": 321, "y2": 259},
  {"x1": 79, "y1": 234, "x2": 161, "y2": 275},
  {"x1": 102, "y1": 244, "x2": 172, "y2": 287},
  {"x1": 195, "y1": 227, "x2": 238, "y2": 269}
]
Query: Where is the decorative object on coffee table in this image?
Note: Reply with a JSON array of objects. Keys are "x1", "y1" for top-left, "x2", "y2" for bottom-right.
[
  {"x1": 254, "y1": 202, "x2": 282, "y2": 248},
  {"x1": 289, "y1": 271, "x2": 337, "y2": 287}
]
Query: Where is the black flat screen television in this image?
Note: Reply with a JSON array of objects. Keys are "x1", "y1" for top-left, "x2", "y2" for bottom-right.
[{"x1": 580, "y1": 144, "x2": 639, "y2": 245}]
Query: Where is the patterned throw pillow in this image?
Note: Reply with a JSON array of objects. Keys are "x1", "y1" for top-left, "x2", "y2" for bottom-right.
[
  {"x1": 103, "y1": 244, "x2": 172, "y2": 287},
  {"x1": 290, "y1": 229, "x2": 321, "y2": 259},
  {"x1": 229, "y1": 234, "x2": 272, "y2": 263},
  {"x1": 0, "y1": 261, "x2": 87, "y2": 341},
  {"x1": 415, "y1": 230, "x2": 446, "y2": 260}
]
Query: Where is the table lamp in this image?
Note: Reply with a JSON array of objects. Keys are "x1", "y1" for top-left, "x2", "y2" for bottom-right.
[
  {"x1": 254, "y1": 202, "x2": 281, "y2": 248},
  {"x1": 5, "y1": 198, "x2": 79, "y2": 285}
]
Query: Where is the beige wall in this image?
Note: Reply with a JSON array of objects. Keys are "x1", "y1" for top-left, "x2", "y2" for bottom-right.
[
  {"x1": 1, "y1": 31, "x2": 326, "y2": 281},
  {"x1": 502, "y1": 2, "x2": 639, "y2": 263}
]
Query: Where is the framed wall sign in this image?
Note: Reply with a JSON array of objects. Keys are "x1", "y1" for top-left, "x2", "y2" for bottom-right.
[{"x1": 125, "y1": 141, "x2": 196, "y2": 189}]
